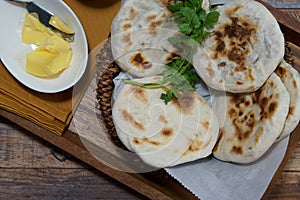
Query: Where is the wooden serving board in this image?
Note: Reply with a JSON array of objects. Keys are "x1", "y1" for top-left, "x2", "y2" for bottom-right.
[{"x1": 0, "y1": 0, "x2": 300, "y2": 199}]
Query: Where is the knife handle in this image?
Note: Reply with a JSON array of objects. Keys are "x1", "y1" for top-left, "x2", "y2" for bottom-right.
[{"x1": 26, "y1": 2, "x2": 52, "y2": 27}]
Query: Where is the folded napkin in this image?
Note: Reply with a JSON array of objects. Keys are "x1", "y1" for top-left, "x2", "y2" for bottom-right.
[{"x1": 0, "y1": 62, "x2": 83, "y2": 135}]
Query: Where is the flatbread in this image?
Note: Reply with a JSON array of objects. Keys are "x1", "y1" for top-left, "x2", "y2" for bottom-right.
[
  {"x1": 112, "y1": 76, "x2": 219, "y2": 168},
  {"x1": 193, "y1": 0, "x2": 285, "y2": 93},
  {"x1": 111, "y1": 0, "x2": 178, "y2": 77},
  {"x1": 212, "y1": 73, "x2": 290, "y2": 163},
  {"x1": 275, "y1": 60, "x2": 300, "y2": 141}
]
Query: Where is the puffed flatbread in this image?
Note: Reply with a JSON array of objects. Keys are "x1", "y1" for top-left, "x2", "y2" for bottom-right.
[
  {"x1": 111, "y1": 0, "x2": 178, "y2": 77},
  {"x1": 193, "y1": 0, "x2": 284, "y2": 93},
  {"x1": 112, "y1": 76, "x2": 219, "y2": 168},
  {"x1": 275, "y1": 60, "x2": 300, "y2": 141},
  {"x1": 212, "y1": 73, "x2": 290, "y2": 163}
]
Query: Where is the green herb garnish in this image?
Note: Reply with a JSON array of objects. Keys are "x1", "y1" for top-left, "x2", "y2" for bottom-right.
[
  {"x1": 123, "y1": 0, "x2": 220, "y2": 104},
  {"x1": 123, "y1": 58, "x2": 199, "y2": 104},
  {"x1": 167, "y1": 0, "x2": 220, "y2": 44}
]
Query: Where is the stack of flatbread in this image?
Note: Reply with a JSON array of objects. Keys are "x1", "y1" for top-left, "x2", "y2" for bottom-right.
[{"x1": 109, "y1": 0, "x2": 300, "y2": 167}]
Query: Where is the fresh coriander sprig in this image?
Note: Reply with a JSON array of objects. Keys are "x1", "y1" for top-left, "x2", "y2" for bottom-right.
[
  {"x1": 167, "y1": 0, "x2": 220, "y2": 44},
  {"x1": 123, "y1": 57, "x2": 199, "y2": 104},
  {"x1": 123, "y1": 0, "x2": 220, "y2": 104}
]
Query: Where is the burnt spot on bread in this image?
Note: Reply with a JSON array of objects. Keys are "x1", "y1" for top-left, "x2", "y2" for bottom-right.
[
  {"x1": 206, "y1": 67, "x2": 216, "y2": 78},
  {"x1": 293, "y1": 80, "x2": 298, "y2": 88},
  {"x1": 289, "y1": 106, "x2": 295, "y2": 116},
  {"x1": 146, "y1": 13, "x2": 157, "y2": 22},
  {"x1": 213, "y1": 128, "x2": 224, "y2": 153},
  {"x1": 160, "y1": 128, "x2": 174, "y2": 137},
  {"x1": 121, "y1": 109, "x2": 145, "y2": 130},
  {"x1": 201, "y1": 121, "x2": 210, "y2": 131},
  {"x1": 159, "y1": 115, "x2": 168, "y2": 123},
  {"x1": 160, "y1": 0, "x2": 175, "y2": 6},
  {"x1": 129, "y1": 7, "x2": 138, "y2": 19},
  {"x1": 146, "y1": 11, "x2": 165, "y2": 35},
  {"x1": 133, "y1": 137, "x2": 161, "y2": 146},
  {"x1": 122, "y1": 32, "x2": 132, "y2": 49},
  {"x1": 212, "y1": 12, "x2": 257, "y2": 82},
  {"x1": 183, "y1": 134, "x2": 203, "y2": 155},
  {"x1": 248, "y1": 68, "x2": 256, "y2": 82},
  {"x1": 255, "y1": 127, "x2": 264, "y2": 144},
  {"x1": 122, "y1": 23, "x2": 132, "y2": 31},
  {"x1": 232, "y1": 113, "x2": 255, "y2": 141},
  {"x1": 275, "y1": 64, "x2": 287, "y2": 78},
  {"x1": 247, "y1": 85, "x2": 256, "y2": 91},
  {"x1": 225, "y1": 4, "x2": 243, "y2": 16},
  {"x1": 268, "y1": 102, "x2": 277, "y2": 114},
  {"x1": 218, "y1": 62, "x2": 227, "y2": 67},
  {"x1": 133, "y1": 137, "x2": 141, "y2": 145},
  {"x1": 122, "y1": 32, "x2": 131, "y2": 43},
  {"x1": 229, "y1": 94, "x2": 247, "y2": 107},
  {"x1": 236, "y1": 81, "x2": 244, "y2": 85},
  {"x1": 228, "y1": 108, "x2": 236, "y2": 117},
  {"x1": 231, "y1": 145, "x2": 243, "y2": 154},
  {"x1": 256, "y1": 82, "x2": 279, "y2": 122},
  {"x1": 130, "y1": 52, "x2": 153, "y2": 69},
  {"x1": 148, "y1": 19, "x2": 164, "y2": 35},
  {"x1": 165, "y1": 51, "x2": 179, "y2": 62},
  {"x1": 134, "y1": 87, "x2": 148, "y2": 104},
  {"x1": 216, "y1": 41, "x2": 226, "y2": 54},
  {"x1": 186, "y1": 134, "x2": 213, "y2": 155}
]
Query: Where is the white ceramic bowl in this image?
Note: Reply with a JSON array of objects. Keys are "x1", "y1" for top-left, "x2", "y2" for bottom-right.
[{"x1": 0, "y1": 0, "x2": 88, "y2": 93}]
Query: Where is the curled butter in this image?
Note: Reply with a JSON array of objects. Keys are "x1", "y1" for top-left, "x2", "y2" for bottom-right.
[
  {"x1": 22, "y1": 12, "x2": 54, "y2": 45},
  {"x1": 26, "y1": 35, "x2": 72, "y2": 77},
  {"x1": 21, "y1": 12, "x2": 73, "y2": 77},
  {"x1": 49, "y1": 15, "x2": 75, "y2": 34}
]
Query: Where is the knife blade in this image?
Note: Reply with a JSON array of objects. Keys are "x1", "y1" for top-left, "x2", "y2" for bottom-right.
[{"x1": 5, "y1": 0, "x2": 74, "y2": 41}]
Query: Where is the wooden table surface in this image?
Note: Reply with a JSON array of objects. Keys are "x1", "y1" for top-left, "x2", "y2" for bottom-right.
[{"x1": 1, "y1": 0, "x2": 300, "y2": 199}]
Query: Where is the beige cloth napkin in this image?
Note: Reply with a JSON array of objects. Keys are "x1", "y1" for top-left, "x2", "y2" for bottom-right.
[{"x1": 0, "y1": 62, "x2": 83, "y2": 135}]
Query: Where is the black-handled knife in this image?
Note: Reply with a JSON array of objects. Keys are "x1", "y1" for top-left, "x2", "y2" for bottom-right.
[
  {"x1": 26, "y1": 1, "x2": 52, "y2": 27},
  {"x1": 6, "y1": 0, "x2": 74, "y2": 42}
]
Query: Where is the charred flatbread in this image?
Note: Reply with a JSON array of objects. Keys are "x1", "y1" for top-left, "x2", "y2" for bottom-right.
[
  {"x1": 212, "y1": 73, "x2": 290, "y2": 163},
  {"x1": 112, "y1": 76, "x2": 219, "y2": 167},
  {"x1": 275, "y1": 60, "x2": 300, "y2": 141},
  {"x1": 193, "y1": 0, "x2": 285, "y2": 93},
  {"x1": 111, "y1": 0, "x2": 178, "y2": 77}
]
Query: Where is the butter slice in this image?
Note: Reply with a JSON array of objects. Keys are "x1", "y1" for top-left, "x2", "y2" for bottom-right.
[
  {"x1": 49, "y1": 15, "x2": 74, "y2": 34},
  {"x1": 22, "y1": 12, "x2": 54, "y2": 45},
  {"x1": 26, "y1": 35, "x2": 72, "y2": 77}
]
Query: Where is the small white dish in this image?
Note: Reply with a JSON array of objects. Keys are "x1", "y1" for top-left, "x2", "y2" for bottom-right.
[{"x1": 0, "y1": 0, "x2": 88, "y2": 93}]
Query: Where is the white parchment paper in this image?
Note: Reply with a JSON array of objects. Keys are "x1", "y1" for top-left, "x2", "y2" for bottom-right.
[{"x1": 165, "y1": 136, "x2": 289, "y2": 200}]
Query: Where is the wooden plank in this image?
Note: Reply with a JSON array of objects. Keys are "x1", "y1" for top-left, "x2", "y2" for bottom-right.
[
  {"x1": 0, "y1": 168, "x2": 147, "y2": 199},
  {"x1": 263, "y1": 0, "x2": 300, "y2": 9},
  {"x1": 257, "y1": 0, "x2": 300, "y2": 46},
  {"x1": 284, "y1": 143, "x2": 300, "y2": 171},
  {"x1": 282, "y1": 10, "x2": 300, "y2": 21},
  {"x1": 269, "y1": 172, "x2": 300, "y2": 199},
  {"x1": 0, "y1": 123, "x2": 76, "y2": 169}
]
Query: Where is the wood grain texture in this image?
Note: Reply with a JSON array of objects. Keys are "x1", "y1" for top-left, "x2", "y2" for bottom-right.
[
  {"x1": 0, "y1": 1, "x2": 300, "y2": 200},
  {"x1": 0, "y1": 120, "x2": 147, "y2": 200},
  {"x1": 0, "y1": 117, "x2": 299, "y2": 199},
  {"x1": 263, "y1": 0, "x2": 300, "y2": 9}
]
